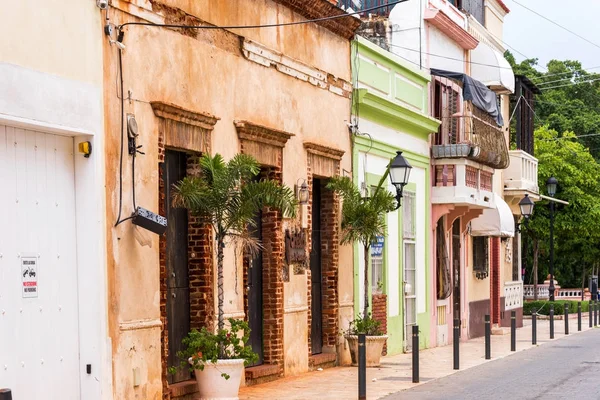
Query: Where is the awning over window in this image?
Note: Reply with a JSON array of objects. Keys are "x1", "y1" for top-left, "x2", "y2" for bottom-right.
[
  {"x1": 470, "y1": 195, "x2": 515, "y2": 237},
  {"x1": 471, "y1": 42, "x2": 515, "y2": 94}
]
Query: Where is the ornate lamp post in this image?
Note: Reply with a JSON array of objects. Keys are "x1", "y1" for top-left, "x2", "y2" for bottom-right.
[
  {"x1": 518, "y1": 194, "x2": 534, "y2": 293},
  {"x1": 389, "y1": 151, "x2": 412, "y2": 209},
  {"x1": 547, "y1": 177, "x2": 558, "y2": 302}
]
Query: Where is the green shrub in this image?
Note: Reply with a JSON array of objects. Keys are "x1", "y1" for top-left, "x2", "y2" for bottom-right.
[{"x1": 523, "y1": 300, "x2": 589, "y2": 315}]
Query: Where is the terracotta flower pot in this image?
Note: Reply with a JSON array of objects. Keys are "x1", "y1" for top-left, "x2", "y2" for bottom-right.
[
  {"x1": 345, "y1": 335, "x2": 388, "y2": 367},
  {"x1": 189, "y1": 358, "x2": 245, "y2": 400}
]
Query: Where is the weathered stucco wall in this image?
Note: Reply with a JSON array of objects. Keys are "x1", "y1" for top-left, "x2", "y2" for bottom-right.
[{"x1": 104, "y1": 1, "x2": 354, "y2": 397}]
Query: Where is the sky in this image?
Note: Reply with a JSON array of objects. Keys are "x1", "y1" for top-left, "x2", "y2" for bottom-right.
[{"x1": 502, "y1": 0, "x2": 600, "y2": 72}]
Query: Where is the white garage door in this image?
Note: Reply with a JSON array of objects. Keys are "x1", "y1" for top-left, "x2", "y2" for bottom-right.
[{"x1": 0, "y1": 125, "x2": 81, "y2": 399}]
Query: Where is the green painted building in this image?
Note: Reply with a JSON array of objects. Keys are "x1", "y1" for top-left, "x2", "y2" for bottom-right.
[{"x1": 351, "y1": 37, "x2": 440, "y2": 354}]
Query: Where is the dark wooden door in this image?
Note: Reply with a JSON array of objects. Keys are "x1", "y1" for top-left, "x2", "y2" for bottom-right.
[
  {"x1": 452, "y1": 218, "x2": 461, "y2": 336},
  {"x1": 310, "y1": 179, "x2": 323, "y2": 355},
  {"x1": 164, "y1": 150, "x2": 191, "y2": 383},
  {"x1": 248, "y1": 209, "x2": 264, "y2": 366}
]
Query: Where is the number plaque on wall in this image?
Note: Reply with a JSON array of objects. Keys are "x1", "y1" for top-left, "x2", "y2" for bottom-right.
[{"x1": 285, "y1": 229, "x2": 307, "y2": 266}]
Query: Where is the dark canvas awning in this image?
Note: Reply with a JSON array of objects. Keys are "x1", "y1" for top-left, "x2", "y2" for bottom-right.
[{"x1": 431, "y1": 68, "x2": 504, "y2": 126}]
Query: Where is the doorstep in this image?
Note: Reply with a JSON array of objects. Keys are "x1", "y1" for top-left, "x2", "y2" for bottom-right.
[
  {"x1": 308, "y1": 353, "x2": 337, "y2": 371},
  {"x1": 170, "y1": 379, "x2": 198, "y2": 400},
  {"x1": 245, "y1": 364, "x2": 280, "y2": 386}
]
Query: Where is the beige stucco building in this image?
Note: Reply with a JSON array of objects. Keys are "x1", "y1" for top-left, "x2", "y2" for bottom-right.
[{"x1": 102, "y1": 1, "x2": 360, "y2": 399}]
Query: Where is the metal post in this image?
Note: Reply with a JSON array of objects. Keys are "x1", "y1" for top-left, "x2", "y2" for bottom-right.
[
  {"x1": 532, "y1": 310, "x2": 537, "y2": 345},
  {"x1": 549, "y1": 202, "x2": 555, "y2": 302},
  {"x1": 564, "y1": 303, "x2": 569, "y2": 335},
  {"x1": 589, "y1": 300, "x2": 593, "y2": 328},
  {"x1": 549, "y1": 304, "x2": 554, "y2": 339},
  {"x1": 453, "y1": 318, "x2": 459, "y2": 370},
  {"x1": 595, "y1": 301, "x2": 598, "y2": 327},
  {"x1": 358, "y1": 333, "x2": 366, "y2": 400},
  {"x1": 578, "y1": 302, "x2": 582, "y2": 332},
  {"x1": 485, "y1": 314, "x2": 491, "y2": 360},
  {"x1": 412, "y1": 325, "x2": 419, "y2": 383},
  {"x1": 511, "y1": 311, "x2": 516, "y2": 352},
  {"x1": 0, "y1": 389, "x2": 12, "y2": 400}
]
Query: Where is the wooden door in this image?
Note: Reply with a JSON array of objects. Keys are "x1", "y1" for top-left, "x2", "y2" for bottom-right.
[
  {"x1": 247, "y1": 209, "x2": 264, "y2": 365},
  {"x1": 452, "y1": 218, "x2": 461, "y2": 335},
  {"x1": 310, "y1": 179, "x2": 323, "y2": 355},
  {"x1": 164, "y1": 150, "x2": 191, "y2": 384}
]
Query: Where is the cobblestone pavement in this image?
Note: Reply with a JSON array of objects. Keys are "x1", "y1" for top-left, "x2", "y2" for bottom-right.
[
  {"x1": 239, "y1": 316, "x2": 597, "y2": 400},
  {"x1": 385, "y1": 327, "x2": 600, "y2": 400}
]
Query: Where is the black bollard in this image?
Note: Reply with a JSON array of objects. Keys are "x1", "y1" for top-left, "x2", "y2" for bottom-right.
[
  {"x1": 412, "y1": 325, "x2": 419, "y2": 383},
  {"x1": 578, "y1": 302, "x2": 582, "y2": 332},
  {"x1": 0, "y1": 389, "x2": 12, "y2": 400},
  {"x1": 565, "y1": 303, "x2": 569, "y2": 335},
  {"x1": 485, "y1": 314, "x2": 491, "y2": 360},
  {"x1": 595, "y1": 301, "x2": 598, "y2": 327},
  {"x1": 550, "y1": 304, "x2": 554, "y2": 339},
  {"x1": 358, "y1": 334, "x2": 366, "y2": 400},
  {"x1": 532, "y1": 310, "x2": 537, "y2": 345},
  {"x1": 511, "y1": 311, "x2": 516, "y2": 352},
  {"x1": 453, "y1": 318, "x2": 460, "y2": 370},
  {"x1": 590, "y1": 300, "x2": 593, "y2": 328}
]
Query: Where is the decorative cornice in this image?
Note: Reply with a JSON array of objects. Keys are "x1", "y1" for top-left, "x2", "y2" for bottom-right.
[
  {"x1": 493, "y1": 0, "x2": 510, "y2": 14},
  {"x1": 304, "y1": 142, "x2": 345, "y2": 161},
  {"x1": 424, "y1": 8, "x2": 479, "y2": 50},
  {"x1": 271, "y1": 0, "x2": 362, "y2": 40},
  {"x1": 234, "y1": 120, "x2": 294, "y2": 148},
  {"x1": 355, "y1": 89, "x2": 441, "y2": 139},
  {"x1": 119, "y1": 319, "x2": 162, "y2": 331},
  {"x1": 151, "y1": 101, "x2": 219, "y2": 130}
]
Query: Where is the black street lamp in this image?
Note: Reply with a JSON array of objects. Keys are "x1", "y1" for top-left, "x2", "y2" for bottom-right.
[
  {"x1": 518, "y1": 194, "x2": 534, "y2": 283},
  {"x1": 389, "y1": 151, "x2": 412, "y2": 210},
  {"x1": 547, "y1": 177, "x2": 558, "y2": 302}
]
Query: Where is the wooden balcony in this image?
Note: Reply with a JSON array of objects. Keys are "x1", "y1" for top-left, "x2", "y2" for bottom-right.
[
  {"x1": 432, "y1": 102, "x2": 510, "y2": 170},
  {"x1": 503, "y1": 150, "x2": 539, "y2": 198}
]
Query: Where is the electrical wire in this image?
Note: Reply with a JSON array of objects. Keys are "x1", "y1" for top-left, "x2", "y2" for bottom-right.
[
  {"x1": 510, "y1": 0, "x2": 600, "y2": 52},
  {"x1": 540, "y1": 77, "x2": 600, "y2": 91},
  {"x1": 388, "y1": 43, "x2": 514, "y2": 69},
  {"x1": 117, "y1": 0, "x2": 409, "y2": 31},
  {"x1": 114, "y1": 48, "x2": 127, "y2": 227}
]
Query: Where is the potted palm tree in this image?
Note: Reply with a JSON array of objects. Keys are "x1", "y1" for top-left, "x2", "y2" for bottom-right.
[
  {"x1": 172, "y1": 153, "x2": 296, "y2": 398},
  {"x1": 327, "y1": 174, "x2": 396, "y2": 367}
]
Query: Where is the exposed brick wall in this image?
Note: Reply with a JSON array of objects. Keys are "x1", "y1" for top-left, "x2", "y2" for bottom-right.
[
  {"x1": 491, "y1": 238, "x2": 501, "y2": 325},
  {"x1": 261, "y1": 166, "x2": 285, "y2": 370},
  {"x1": 372, "y1": 293, "x2": 388, "y2": 355}
]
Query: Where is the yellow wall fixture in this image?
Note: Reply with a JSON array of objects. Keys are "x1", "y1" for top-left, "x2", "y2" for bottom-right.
[{"x1": 78, "y1": 141, "x2": 92, "y2": 158}]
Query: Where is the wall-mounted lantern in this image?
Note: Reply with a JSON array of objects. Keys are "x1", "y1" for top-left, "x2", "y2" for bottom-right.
[{"x1": 388, "y1": 151, "x2": 412, "y2": 210}]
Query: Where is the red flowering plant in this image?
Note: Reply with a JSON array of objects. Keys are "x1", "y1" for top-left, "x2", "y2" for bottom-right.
[{"x1": 169, "y1": 318, "x2": 258, "y2": 379}]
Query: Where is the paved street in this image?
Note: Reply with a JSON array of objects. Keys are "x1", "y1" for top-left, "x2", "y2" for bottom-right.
[
  {"x1": 240, "y1": 317, "x2": 598, "y2": 400},
  {"x1": 385, "y1": 328, "x2": 600, "y2": 400}
]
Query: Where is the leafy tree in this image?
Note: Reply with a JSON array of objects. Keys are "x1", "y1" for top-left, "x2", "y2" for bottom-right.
[
  {"x1": 173, "y1": 153, "x2": 296, "y2": 353},
  {"x1": 523, "y1": 127, "x2": 600, "y2": 289},
  {"x1": 327, "y1": 175, "x2": 396, "y2": 319}
]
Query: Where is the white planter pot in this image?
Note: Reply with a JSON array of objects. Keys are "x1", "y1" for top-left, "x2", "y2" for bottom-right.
[
  {"x1": 189, "y1": 358, "x2": 245, "y2": 400},
  {"x1": 345, "y1": 335, "x2": 388, "y2": 367}
]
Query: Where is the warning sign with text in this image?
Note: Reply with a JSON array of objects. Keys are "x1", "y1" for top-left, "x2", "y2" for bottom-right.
[{"x1": 21, "y1": 256, "x2": 38, "y2": 298}]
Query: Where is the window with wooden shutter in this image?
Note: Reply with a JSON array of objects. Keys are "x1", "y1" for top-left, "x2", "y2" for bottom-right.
[
  {"x1": 433, "y1": 79, "x2": 462, "y2": 145},
  {"x1": 473, "y1": 236, "x2": 489, "y2": 280}
]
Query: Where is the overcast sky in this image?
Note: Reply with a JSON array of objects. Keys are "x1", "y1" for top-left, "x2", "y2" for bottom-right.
[{"x1": 503, "y1": 0, "x2": 600, "y2": 72}]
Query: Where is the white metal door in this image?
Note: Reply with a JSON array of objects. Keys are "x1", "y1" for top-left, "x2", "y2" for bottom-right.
[{"x1": 0, "y1": 125, "x2": 80, "y2": 398}]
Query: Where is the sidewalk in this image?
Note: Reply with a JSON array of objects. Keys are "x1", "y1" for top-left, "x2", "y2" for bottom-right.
[{"x1": 239, "y1": 315, "x2": 597, "y2": 400}]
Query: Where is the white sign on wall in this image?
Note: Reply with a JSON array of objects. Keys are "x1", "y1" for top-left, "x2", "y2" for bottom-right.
[{"x1": 21, "y1": 256, "x2": 38, "y2": 298}]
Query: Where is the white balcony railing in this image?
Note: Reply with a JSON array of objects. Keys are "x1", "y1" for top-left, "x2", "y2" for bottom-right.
[
  {"x1": 504, "y1": 281, "x2": 523, "y2": 311},
  {"x1": 432, "y1": 158, "x2": 495, "y2": 208},
  {"x1": 523, "y1": 284, "x2": 550, "y2": 300},
  {"x1": 504, "y1": 150, "x2": 539, "y2": 195}
]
